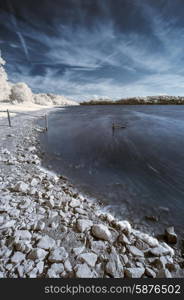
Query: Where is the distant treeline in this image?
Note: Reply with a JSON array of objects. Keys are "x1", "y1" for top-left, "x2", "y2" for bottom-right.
[{"x1": 80, "y1": 96, "x2": 184, "y2": 105}]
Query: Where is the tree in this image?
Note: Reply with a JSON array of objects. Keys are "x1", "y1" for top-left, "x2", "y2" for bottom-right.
[{"x1": 0, "y1": 52, "x2": 11, "y2": 102}]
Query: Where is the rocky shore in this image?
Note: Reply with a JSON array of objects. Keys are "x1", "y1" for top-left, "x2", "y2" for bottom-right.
[{"x1": 0, "y1": 108, "x2": 183, "y2": 278}]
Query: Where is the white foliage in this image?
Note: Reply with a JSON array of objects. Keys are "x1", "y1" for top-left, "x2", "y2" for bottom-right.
[
  {"x1": 10, "y1": 82, "x2": 34, "y2": 103},
  {"x1": 0, "y1": 55, "x2": 11, "y2": 101},
  {"x1": 34, "y1": 93, "x2": 53, "y2": 106},
  {"x1": 34, "y1": 93, "x2": 78, "y2": 106}
]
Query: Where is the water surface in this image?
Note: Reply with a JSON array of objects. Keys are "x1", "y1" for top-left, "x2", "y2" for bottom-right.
[{"x1": 40, "y1": 105, "x2": 184, "y2": 235}]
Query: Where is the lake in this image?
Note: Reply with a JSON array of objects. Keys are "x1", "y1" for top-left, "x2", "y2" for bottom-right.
[{"x1": 39, "y1": 105, "x2": 184, "y2": 235}]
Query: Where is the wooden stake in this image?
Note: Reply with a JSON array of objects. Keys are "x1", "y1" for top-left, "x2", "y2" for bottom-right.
[
  {"x1": 7, "y1": 109, "x2": 11, "y2": 127},
  {"x1": 45, "y1": 114, "x2": 48, "y2": 131}
]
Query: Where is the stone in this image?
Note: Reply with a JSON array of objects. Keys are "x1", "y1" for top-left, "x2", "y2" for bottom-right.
[
  {"x1": 37, "y1": 235, "x2": 56, "y2": 250},
  {"x1": 28, "y1": 268, "x2": 38, "y2": 278},
  {"x1": 90, "y1": 240, "x2": 107, "y2": 254},
  {"x1": 116, "y1": 220, "x2": 132, "y2": 234},
  {"x1": 132, "y1": 230, "x2": 159, "y2": 248},
  {"x1": 118, "y1": 234, "x2": 131, "y2": 245},
  {"x1": 149, "y1": 243, "x2": 174, "y2": 257},
  {"x1": 11, "y1": 252, "x2": 25, "y2": 264},
  {"x1": 145, "y1": 267, "x2": 156, "y2": 278},
  {"x1": 127, "y1": 246, "x2": 144, "y2": 257},
  {"x1": 105, "y1": 259, "x2": 124, "y2": 278},
  {"x1": 125, "y1": 267, "x2": 145, "y2": 278},
  {"x1": 0, "y1": 220, "x2": 16, "y2": 229},
  {"x1": 47, "y1": 263, "x2": 64, "y2": 278},
  {"x1": 73, "y1": 246, "x2": 85, "y2": 256},
  {"x1": 74, "y1": 207, "x2": 87, "y2": 215},
  {"x1": 13, "y1": 182, "x2": 29, "y2": 193},
  {"x1": 14, "y1": 230, "x2": 32, "y2": 241},
  {"x1": 92, "y1": 224, "x2": 112, "y2": 241},
  {"x1": 165, "y1": 226, "x2": 177, "y2": 244},
  {"x1": 30, "y1": 178, "x2": 39, "y2": 187},
  {"x1": 69, "y1": 199, "x2": 81, "y2": 208},
  {"x1": 75, "y1": 263, "x2": 95, "y2": 278},
  {"x1": 28, "y1": 248, "x2": 48, "y2": 260},
  {"x1": 64, "y1": 260, "x2": 73, "y2": 273},
  {"x1": 48, "y1": 247, "x2": 68, "y2": 263},
  {"x1": 37, "y1": 261, "x2": 44, "y2": 274},
  {"x1": 77, "y1": 219, "x2": 93, "y2": 233},
  {"x1": 78, "y1": 253, "x2": 98, "y2": 267}
]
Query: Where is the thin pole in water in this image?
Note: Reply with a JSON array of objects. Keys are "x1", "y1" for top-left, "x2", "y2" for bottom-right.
[
  {"x1": 45, "y1": 114, "x2": 48, "y2": 131},
  {"x1": 7, "y1": 109, "x2": 11, "y2": 127}
]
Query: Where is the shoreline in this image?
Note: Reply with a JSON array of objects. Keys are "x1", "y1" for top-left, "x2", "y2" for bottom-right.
[{"x1": 0, "y1": 105, "x2": 183, "y2": 278}]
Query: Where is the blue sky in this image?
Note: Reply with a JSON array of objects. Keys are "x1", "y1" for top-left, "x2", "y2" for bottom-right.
[{"x1": 1, "y1": 0, "x2": 184, "y2": 101}]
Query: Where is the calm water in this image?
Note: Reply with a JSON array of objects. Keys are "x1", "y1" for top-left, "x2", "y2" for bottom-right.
[{"x1": 39, "y1": 105, "x2": 184, "y2": 235}]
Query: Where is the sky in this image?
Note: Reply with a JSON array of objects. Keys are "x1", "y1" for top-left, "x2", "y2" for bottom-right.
[{"x1": 0, "y1": 0, "x2": 184, "y2": 101}]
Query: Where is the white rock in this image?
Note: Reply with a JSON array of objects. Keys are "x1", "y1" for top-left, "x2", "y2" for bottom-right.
[
  {"x1": 11, "y1": 252, "x2": 25, "y2": 264},
  {"x1": 119, "y1": 233, "x2": 131, "y2": 245},
  {"x1": 22, "y1": 260, "x2": 34, "y2": 274},
  {"x1": 90, "y1": 241, "x2": 107, "y2": 253},
  {"x1": 47, "y1": 269, "x2": 59, "y2": 278},
  {"x1": 28, "y1": 248, "x2": 48, "y2": 260},
  {"x1": 78, "y1": 253, "x2": 98, "y2": 267},
  {"x1": 47, "y1": 263, "x2": 64, "y2": 278},
  {"x1": 14, "y1": 230, "x2": 32, "y2": 240},
  {"x1": 48, "y1": 247, "x2": 68, "y2": 263},
  {"x1": 0, "y1": 216, "x2": 4, "y2": 224},
  {"x1": 116, "y1": 220, "x2": 132, "y2": 234},
  {"x1": 149, "y1": 243, "x2": 174, "y2": 257},
  {"x1": 69, "y1": 199, "x2": 81, "y2": 208},
  {"x1": 64, "y1": 260, "x2": 73, "y2": 273},
  {"x1": 28, "y1": 146, "x2": 36, "y2": 153},
  {"x1": 37, "y1": 235, "x2": 56, "y2": 250},
  {"x1": 30, "y1": 178, "x2": 39, "y2": 187},
  {"x1": 74, "y1": 207, "x2": 87, "y2": 215},
  {"x1": 145, "y1": 267, "x2": 156, "y2": 278},
  {"x1": 0, "y1": 220, "x2": 16, "y2": 229},
  {"x1": 127, "y1": 246, "x2": 144, "y2": 257},
  {"x1": 125, "y1": 267, "x2": 145, "y2": 278},
  {"x1": 14, "y1": 181, "x2": 29, "y2": 193},
  {"x1": 73, "y1": 246, "x2": 85, "y2": 256},
  {"x1": 37, "y1": 261, "x2": 44, "y2": 274},
  {"x1": 92, "y1": 224, "x2": 112, "y2": 241},
  {"x1": 77, "y1": 219, "x2": 93, "y2": 233},
  {"x1": 28, "y1": 268, "x2": 38, "y2": 278},
  {"x1": 133, "y1": 230, "x2": 159, "y2": 248},
  {"x1": 75, "y1": 263, "x2": 95, "y2": 278}
]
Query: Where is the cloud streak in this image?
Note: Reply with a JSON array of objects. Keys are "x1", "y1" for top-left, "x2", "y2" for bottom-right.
[
  {"x1": 6, "y1": 0, "x2": 30, "y2": 61},
  {"x1": 1, "y1": 0, "x2": 184, "y2": 100}
]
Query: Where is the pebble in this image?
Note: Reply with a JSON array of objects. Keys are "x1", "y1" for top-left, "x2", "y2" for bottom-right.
[
  {"x1": 92, "y1": 224, "x2": 112, "y2": 241},
  {"x1": 76, "y1": 219, "x2": 93, "y2": 233},
  {"x1": 78, "y1": 253, "x2": 98, "y2": 267},
  {"x1": 11, "y1": 252, "x2": 26, "y2": 264},
  {"x1": 48, "y1": 247, "x2": 68, "y2": 263},
  {"x1": 28, "y1": 248, "x2": 48, "y2": 260},
  {"x1": 125, "y1": 267, "x2": 145, "y2": 278},
  {"x1": 37, "y1": 235, "x2": 56, "y2": 250},
  {"x1": 75, "y1": 263, "x2": 95, "y2": 278}
]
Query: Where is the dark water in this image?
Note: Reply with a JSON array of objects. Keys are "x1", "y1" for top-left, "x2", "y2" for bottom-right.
[{"x1": 39, "y1": 105, "x2": 184, "y2": 235}]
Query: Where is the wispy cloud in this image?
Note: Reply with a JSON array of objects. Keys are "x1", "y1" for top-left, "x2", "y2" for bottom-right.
[
  {"x1": 6, "y1": 0, "x2": 30, "y2": 61},
  {"x1": 1, "y1": 0, "x2": 184, "y2": 100}
]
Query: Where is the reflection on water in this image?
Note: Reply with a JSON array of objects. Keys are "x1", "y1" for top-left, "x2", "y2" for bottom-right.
[{"x1": 39, "y1": 105, "x2": 184, "y2": 234}]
